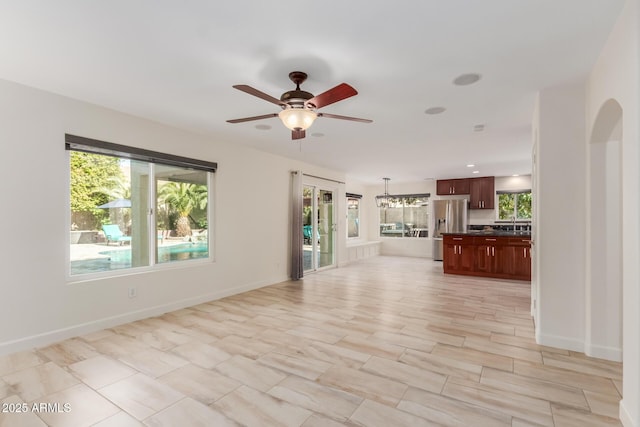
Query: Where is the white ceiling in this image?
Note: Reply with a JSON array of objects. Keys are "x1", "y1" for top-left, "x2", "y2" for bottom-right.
[{"x1": 0, "y1": 1, "x2": 624, "y2": 184}]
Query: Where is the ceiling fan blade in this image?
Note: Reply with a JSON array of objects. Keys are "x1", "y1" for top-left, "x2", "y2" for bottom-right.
[
  {"x1": 292, "y1": 129, "x2": 306, "y2": 140},
  {"x1": 305, "y1": 83, "x2": 358, "y2": 109},
  {"x1": 232, "y1": 85, "x2": 287, "y2": 106},
  {"x1": 226, "y1": 113, "x2": 278, "y2": 124},
  {"x1": 317, "y1": 112, "x2": 373, "y2": 123}
]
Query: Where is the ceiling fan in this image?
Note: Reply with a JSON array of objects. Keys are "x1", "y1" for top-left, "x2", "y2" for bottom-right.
[{"x1": 227, "y1": 71, "x2": 372, "y2": 140}]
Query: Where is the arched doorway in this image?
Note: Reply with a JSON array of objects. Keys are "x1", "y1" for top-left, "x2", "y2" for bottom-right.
[{"x1": 587, "y1": 99, "x2": 623, "y2": 361}]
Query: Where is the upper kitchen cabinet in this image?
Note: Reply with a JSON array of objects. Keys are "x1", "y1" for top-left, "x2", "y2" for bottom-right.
[
  {"x1": 469, "y1": 176, "x2": 494, "y2": 209},
  {"x1": 436, "y1": 178, "x2": 470, "y2": 195}
]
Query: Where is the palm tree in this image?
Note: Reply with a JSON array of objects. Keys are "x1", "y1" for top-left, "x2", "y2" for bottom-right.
[
  {"x1": 97, "y1": 176, "x2": 131, "y2": 201},
  {"x1": 158, "y1": 182, "x2": 208, "y2": 237}
]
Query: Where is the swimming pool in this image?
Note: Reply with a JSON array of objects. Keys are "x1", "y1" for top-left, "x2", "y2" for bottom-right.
[{"x1": 71, "y1": 243, "x2": 209, "y2": 275}]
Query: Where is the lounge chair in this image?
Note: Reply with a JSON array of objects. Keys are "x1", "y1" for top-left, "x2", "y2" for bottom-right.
[
  {"x1": 303, "y1": 225, "x2": 320, "y2": 244},
  {"x1": 102, "y1": 224, "x2": 132, "y2": 245},
  {"x1": 191, "y1": 229, "x2": 207, "y2": 242}
]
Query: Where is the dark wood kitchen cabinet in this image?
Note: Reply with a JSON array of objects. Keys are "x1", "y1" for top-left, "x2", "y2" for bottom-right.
[
  {"x1": 442, "y1": 233, "x2": 531, "y2": 281},
  {"x1": 469, "y1": 176, "x2": 494, "y2": 209},
  {"x1": 443, "y1": 235, "x2": 474, "y2": 274},
  {"x1": 436, "y1": 178, "x2": 470, "y2": 195},
  {"x1": 474, "y1": 236, "x2": 508, "y2": 275},
  {"x1": 506, "y1": 237, "x2": 532, "y2": 280}
]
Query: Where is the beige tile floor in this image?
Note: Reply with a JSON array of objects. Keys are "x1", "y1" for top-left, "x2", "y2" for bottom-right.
[{"x1": 0, "y1": 256, "x2": 623, "y2": 426}]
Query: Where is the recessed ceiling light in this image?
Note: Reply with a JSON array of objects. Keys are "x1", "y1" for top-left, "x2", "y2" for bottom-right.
[
  {"x1": 255, "y1": 124, "x2": 271, "y2": 130},
  {"x1": 472, "y1": 170, "x2": 480, "y2": 174},
  {"x1": 473, "y1": 124, "x2": 485, "y2": 132},
  {"x1": 425, "y1": 106, "x2": 446, "y2": 115},
  {"x1": 512, "y1": 174, "x2": 520, "y2": 177},
  {"x1": 311, "y1": 132, "x2": 325, "y2": 138},
  {"x1": 453, "y1": 73, "x2": 481, "y2": 86},
  {"x1": 466, "y1": 164, "x2": 475, "y2": 168}
]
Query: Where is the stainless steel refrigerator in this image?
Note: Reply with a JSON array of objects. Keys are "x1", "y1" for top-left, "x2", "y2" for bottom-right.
[{"x1": 432, "y1": 199, "x2": 468, "y2": 261}]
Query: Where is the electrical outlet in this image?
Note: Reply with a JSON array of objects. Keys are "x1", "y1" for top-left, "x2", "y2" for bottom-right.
[{"x1": 128, "y1": 287, "x2": 137, "y2": 298}]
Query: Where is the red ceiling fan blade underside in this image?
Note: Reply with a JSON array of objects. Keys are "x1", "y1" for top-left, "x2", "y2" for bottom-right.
[
  {"x1": 232, "y1": 85, "x2": 287, "y2": 106},
  {"x1": 305, "y1": 83, "x2": 357, "y2": 109},
  {"x1": 226, "y1": 113, "x2": 278, "y2": 124}
]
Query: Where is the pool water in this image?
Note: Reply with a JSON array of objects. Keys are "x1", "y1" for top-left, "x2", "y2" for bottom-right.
[{"x1": 71, "y1": 243, "x2": 209, "y2": 275}]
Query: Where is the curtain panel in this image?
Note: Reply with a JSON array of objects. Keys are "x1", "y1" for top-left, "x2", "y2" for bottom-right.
[{"x1": 290, "y1": 170, "x2": 303, "y2": 280}]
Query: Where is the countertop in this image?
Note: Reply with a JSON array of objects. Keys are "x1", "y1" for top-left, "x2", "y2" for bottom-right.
[{"x1": 442, "y1": 230, "x2": 532, "y2": 237}]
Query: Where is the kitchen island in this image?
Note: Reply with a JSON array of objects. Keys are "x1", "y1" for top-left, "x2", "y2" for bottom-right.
[{"x1": 442, "y1": 231, "x2": 531, "y2": 281}]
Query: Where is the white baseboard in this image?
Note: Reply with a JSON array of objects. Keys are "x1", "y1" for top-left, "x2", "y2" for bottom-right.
[
  {"x1": 535, "y1": 331, "x2": 585, "y2": 353},
  {"x1": 585, "y1": 342, "x2": 623, "y2": 362},
  {"x1": 0, "y1": 276, "x2": 287, "y2": 357},
  {"x1": 536, "y1": 332, "x2": 623, "y2": 362},
  {"x1": 620, "y1": 399, "x2": 636, "y2": 427}
]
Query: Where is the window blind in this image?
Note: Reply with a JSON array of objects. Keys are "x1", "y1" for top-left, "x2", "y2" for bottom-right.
[{"x1": 65, "y1": 134, "x2": 217, "y2": 173}]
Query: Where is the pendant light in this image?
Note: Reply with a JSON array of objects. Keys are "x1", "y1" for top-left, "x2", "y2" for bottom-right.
[{"x1": 375, "y1": 177, "x2": 392, "y2": 207}]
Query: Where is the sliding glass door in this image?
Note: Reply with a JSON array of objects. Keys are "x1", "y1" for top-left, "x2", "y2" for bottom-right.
[{"x1": 303, "y1": 184, "x2": 335, "y2": 272}]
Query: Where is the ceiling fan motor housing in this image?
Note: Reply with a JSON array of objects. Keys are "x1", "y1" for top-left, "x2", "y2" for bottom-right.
[
  {"x1": 281, "y1": 71, "x2": 314, "y2": 108},
  {"x1": 280, "y1": 89, "x2": 314, "y2": 107}
]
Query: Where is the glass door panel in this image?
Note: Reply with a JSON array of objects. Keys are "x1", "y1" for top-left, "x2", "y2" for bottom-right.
[
  {"x1": 303, "y1": 185, "x2": 335, "y2": 272},
  {"x1": 303, "y1": 185, "x2": 314, "y2": 272}
]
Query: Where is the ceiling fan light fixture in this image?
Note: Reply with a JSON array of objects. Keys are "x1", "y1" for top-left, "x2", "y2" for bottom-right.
[{"x1": 278, "y1": 108, "x2": 317, "y2": 131}]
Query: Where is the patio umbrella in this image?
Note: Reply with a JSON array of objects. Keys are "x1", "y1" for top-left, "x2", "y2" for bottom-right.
[{"x1": 97, "y1": 198, "x2": 131, "y2": 208}]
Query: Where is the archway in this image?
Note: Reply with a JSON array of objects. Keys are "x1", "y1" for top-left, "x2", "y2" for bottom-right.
[{"x1": 586, "y1": 98, "x2": 623, "y2": 361}]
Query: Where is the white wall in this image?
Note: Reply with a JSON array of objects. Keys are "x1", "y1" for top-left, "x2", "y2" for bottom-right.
[
  {"x1": 533, "y1": 82, "x2": 587, "y2": 352},
  {"x1": 0, "y1": 78, "x2": 347, "y2": 355},
  {"x1": 531, "y1": 2, "x2": 639, "y2": 424},
  {"x1": 587, "y1": 133, "x2": 622, "y2": 361},
  {"x1": 587, "y1": 0, "x2": 639, "y2": 424}
]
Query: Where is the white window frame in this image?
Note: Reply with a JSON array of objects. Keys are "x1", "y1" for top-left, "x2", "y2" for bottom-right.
[
  {"x1": 496, "y1": 189, "x2": 532, "y2": 221},
  {"x1": 346, "y1": 194, "x2": 361, "y2": 239}
]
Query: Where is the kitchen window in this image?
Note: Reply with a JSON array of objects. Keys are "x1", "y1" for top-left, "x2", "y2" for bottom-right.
[
  {"x1": 379, "y1": 194, "x2": 429, "y2": 238},
  {"x1": 497, "y1": 190, "x2": 532, "y2": 220},
  {"x1": 67, "y1": 134, "x2": 216, "y2": 278}
]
